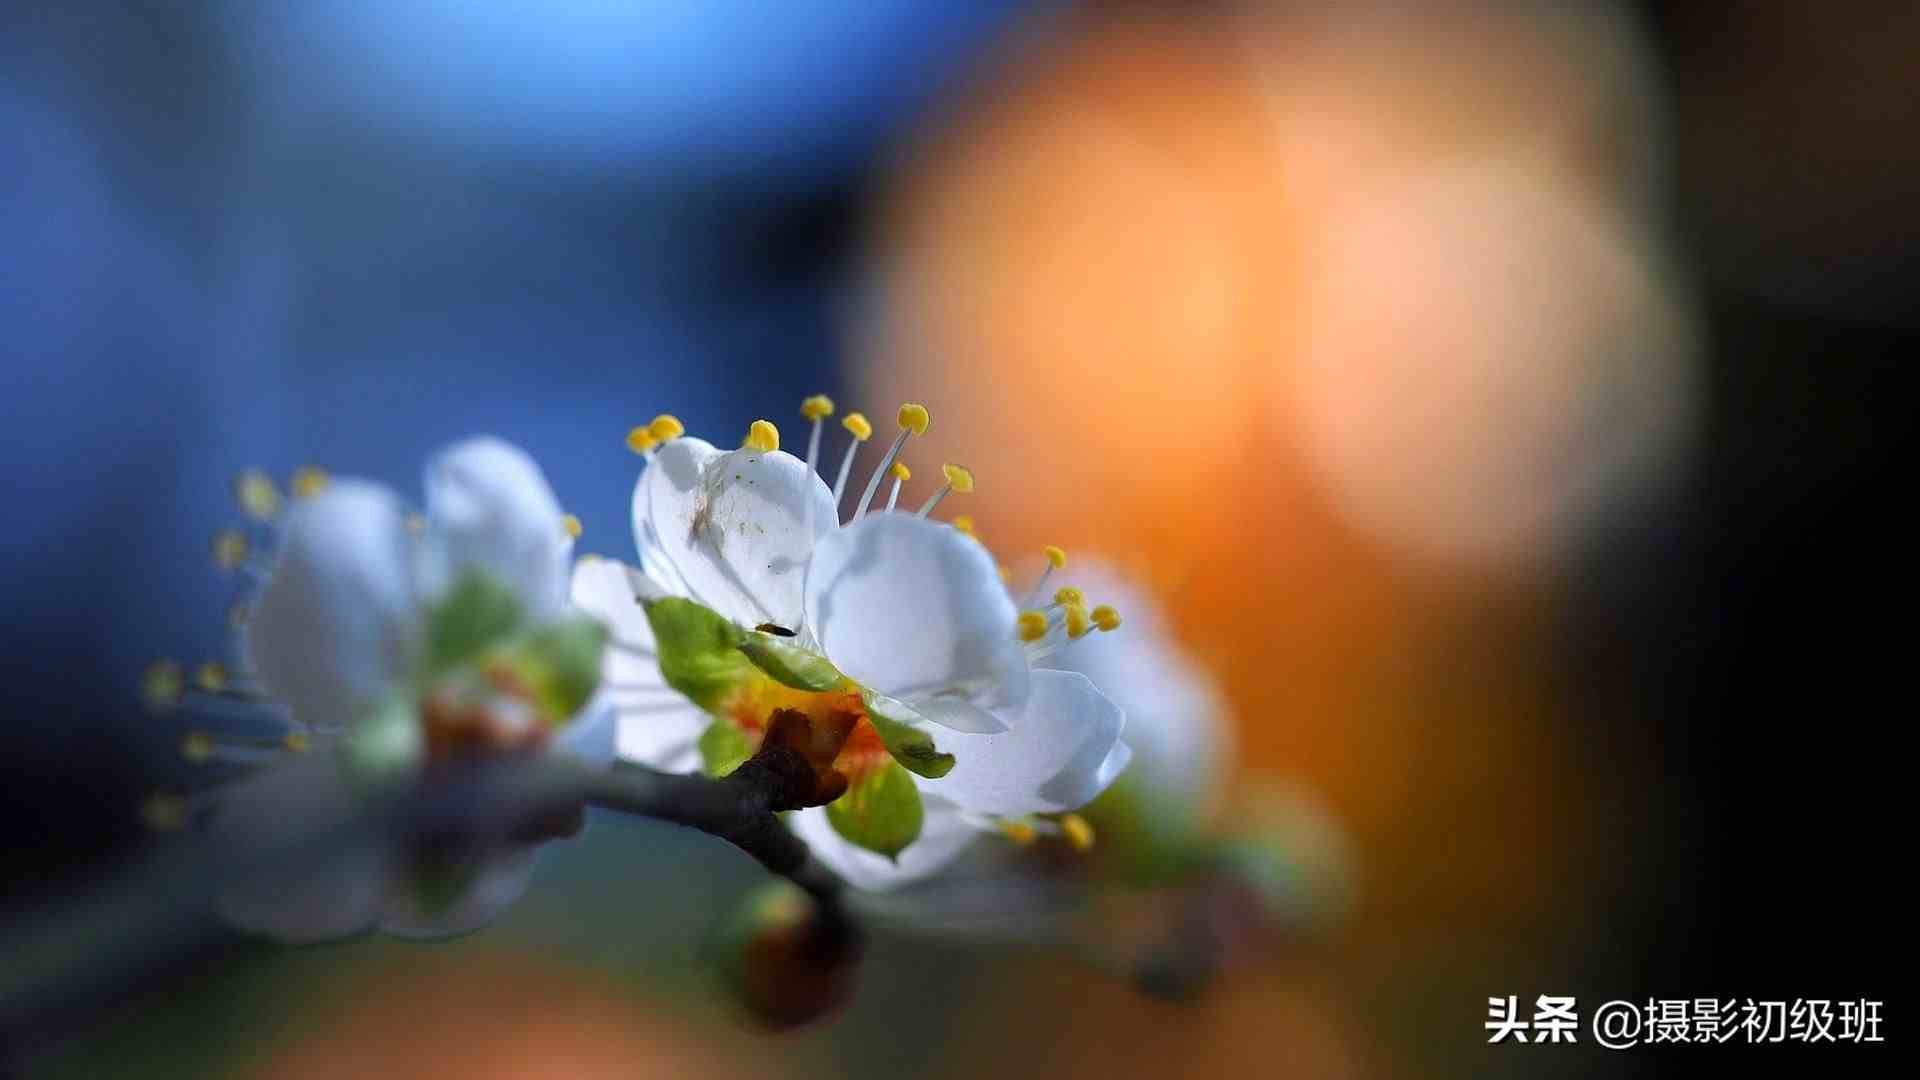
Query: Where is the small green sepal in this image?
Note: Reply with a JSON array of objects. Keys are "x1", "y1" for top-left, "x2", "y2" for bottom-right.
[
  {"x1": 644, "y1": 597, "x2": 754, "y2": 710},
  {"x1": 698, "y1": 718, "x2": 754, "y2": 778},
  {"x1": 824, "y1": 758, "x2": 925, "y2": 859},
  {"x1": 737, "y1": 635, "x2": 844, "y2": 692},
  {"x1": 859, "y1": 690, "x2": 957, "y2": 779}
]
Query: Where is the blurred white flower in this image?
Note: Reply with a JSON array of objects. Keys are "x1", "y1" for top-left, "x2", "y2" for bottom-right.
[
  {"x1": 1038, "y1": 563, "x2": 1229, "y2": 855},
  {"x1": 199, "y1": 437, "x2": 614, "y2": 943},
  {"x1": 573, "y1": 403, "x2": 1131, "y2": 890}
]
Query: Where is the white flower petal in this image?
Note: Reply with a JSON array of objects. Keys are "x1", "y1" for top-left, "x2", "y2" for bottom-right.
[
  {"x1": 379, "y1": 847, "x2": 540, "y2": 940},
  {"x1": 803, "y1": 512, "x2": 1029, "y2": 706},
  {"x1": 569, "y1": 555, "x2": 659, "y2": 652},
  {"x1": 911, "y1": 697, "x2": 1011, "y2": 735},
  {"x1": 789, "y1": 794, "x2": 978, "y2": 892},
  {"x1": 245, "y1": 480, "x2": 417, "y2": 730},
  {"x1": 636, "y1": 437, "x2": 836, "y2": 630},
  {"x1": 918, "y1": 670, "x2": 1126, "y2": 817},
  {"x1": 422, "y1": 436, "x2": 571, "y2": 619},
  {"x1": 210, "y1": 754, "x2": 385, "y2": 944},
  {"x1": 569, "y1": 556, "x2": 707, "y2": 772}
]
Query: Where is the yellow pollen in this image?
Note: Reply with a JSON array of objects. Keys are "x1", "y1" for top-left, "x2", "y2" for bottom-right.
[
  {"x1": 142, "y1": 791, "x2": 188, "y2": 832},
  {"x1": 234, "y1": 469, "x2": 281, "y2": 521},
  {"x1": 625, "y1": 425, "x2": 658, "y2": 454},
  {"x1": 181, "y1": 731, "x2": 215, "y2": 763},
  {"x1": 743, "y1": 419, "x2": 780, "y2": 453},
  {"x1": 195, "y1": 662, "x2": 228, "y2": 693},
  {"x1": 1053, "y1": 587, "x2": 1085, "y2": 608},
  {"x1": 404, "y1": 513, "x2": 426, "y2": 534},
  {"x1": 283, "y1": 731, "x2": 311, "y2": 753},
  {"x1": 648, "y1": 414, "x2": 685, "y2": 442},
  {"x1": 1043, "y1": 545, "x2": 1067, "y2": 569},
  {"x1": 1090, "y1": 604, "x2": 1122, "y2": 632},
  {"x1": 1059, "y1": 813, "x2": 1096, "y2": 853},
  {"x1": 212, "y1": 530, "x2": 249, "y2": 570},
  {"x1": 1065, "y1": 603, "x2": 1092, "y2": 640},
  {"x1": 940, "y1": 463, "x2": 974, "y2": 493},
  {"x1": 952, "y1": 515, "x2": 975, "y2": 536},
  {"x1": 998, "y1": 564, "x2": 1011, "y2": 582},
  {"x1": 842, "y1": 412, "x2": 873, "y2": 441},
  {"x1": 801, "y1": 394, "x2": 835, "y2": 421},
  {"x1": 142, "y1": 660, "x2": 183, "y2": 712},
  {"x1": 889, "y1": 461, "x2": 911, "y2": 482},
  {"x1": 897, "y1": 402, "x2": 930, "y2": 435},
  {"x1": 1000, "y1": 819, "x2": 1038, "y2": 847},
  {"x1": 290, "y1": 466, "x2": 330, "y2": 500},
  {"x1": 1017, "y1": 610, "x2": 1049, "y2": 642},
  {"x1": 561, "y1": 513, "x2": 583, "y2": 539}
]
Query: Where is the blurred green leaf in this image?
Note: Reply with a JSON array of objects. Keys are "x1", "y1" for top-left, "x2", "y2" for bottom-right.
[
  {"x1": 489, "y1": 615, "x2": 608, "y2": 724},
  {"x1": 423, "y1": 569, "x2": 523, "y2": 676}
]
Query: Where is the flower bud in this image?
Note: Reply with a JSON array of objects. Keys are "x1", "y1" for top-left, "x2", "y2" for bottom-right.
[{"x1": 711, "y1": 881, "x2": 861, "y2": 1030}]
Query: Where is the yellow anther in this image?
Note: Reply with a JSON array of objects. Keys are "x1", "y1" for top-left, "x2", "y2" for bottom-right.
[
  {"x1": 142, "y1": 660, "x2": 183, "y2": 712},
  {"x1": 142, "y1": 791, "x2": 188, "y2": 832},
  {"x1": 1016, "y1": 610, "x2": 1049, "y2": 642},
  {"x1": 842, "y1": 412, "x2": 873, "y2": 441},
  {"x1": 290, "y1": 466, "x2": 330, "y2": 499},
  {"x1": 625, "y1": 425, "x2": 658, "y2": 454},
  {"x1": 940, "y1": 463, "x2": 974, "y2": 493},
  {"x1": 1000, "y1": 819, "x2": 1038, "y2": 847},
  {"x1": 404, "y1": 513, "x2": 427, "y2": 534},
  {"x1": 952, "y1": 515, "x2": 975, "y2": 536},
  {"x1": 889, "y1": 461, "x2": 911, "y2": 482},
  {"x1": 1053, "y1": 587, "x2": 1086, "y2": 608},
  {"x1": 1043, "y1": 545, "x2": 1067, "y2": 570},
  {"x1": 897, "y1": 403, "x2": 930, "y2": 435},
  {"x1": 801, "y1": 394, "x2": 835, "y2": 421},
  {"x1": 283, "y1": 731, "x2": 311, "y2": 753},
  {"x1": 1064, "y1": 603, "x2": 1092, "y2": 640},
  {"x1": 648, "y1": 414, "x2": 685, "y2": 442},
  {"x1": 181, "y1": 731, "x2": 216, "y2": 763},
  {"x1": 559, "y1": 513, "x2": 583, "y2": 540},
  {"x1": 997, "y1": 564, "x2": 1011, "y2": 582},
  {"x1": 743, "y1": 419, "x2": 780, "y2": 453},
  {"x1": 1091, "y1": 604, "x2": 1122, "y2": 632},
  {"x1": 234, "y1": 469, "x2": 281, "y2": 521},
  {"x1": 195, "y1": 662, "x2": 228, "y2": 693},
  {"x1": 212, "y1": 530, "x2": 249, "y2": 570},
  {"x1": 1059, "y1": 813, "x2": 1096, "y2": 853}
]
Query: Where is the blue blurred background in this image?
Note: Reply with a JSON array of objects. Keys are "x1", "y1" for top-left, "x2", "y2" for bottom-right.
[{"x1": 2, "y1": 0, "x2": 1024, "y2": 881}]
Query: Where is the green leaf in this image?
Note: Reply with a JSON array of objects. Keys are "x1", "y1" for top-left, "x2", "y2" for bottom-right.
[
  {"x1": 489, "y1": 615, "x2": 609, "y2": 723},
  {"x1": 424, "y1": 569, "x2": 524, "y2": 676},
  {"x1": 737, "y1": 634, "x2": 844, "y2": 692},
  {"x1": 859, "y1": 690, "x2": 956, "y2": 779},
  {"x1": 825, "y1": 758, "x2": 924, "y2": 859},
  {"x1": 698, "y1": 718, "x2": 754, "y2": 778},
  {"x1": 644, "y1": 597, "x2": 754, "y2": 710}
]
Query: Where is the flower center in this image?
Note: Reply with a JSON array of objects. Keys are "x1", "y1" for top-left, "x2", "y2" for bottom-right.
[{"x1": 722, "y1": 678, "x2": 892, "y2": 785}]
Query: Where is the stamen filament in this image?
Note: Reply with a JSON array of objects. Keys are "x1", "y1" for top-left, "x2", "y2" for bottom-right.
[{"x1": 854, "y1": 428, "x2": 912, "y2": 522}]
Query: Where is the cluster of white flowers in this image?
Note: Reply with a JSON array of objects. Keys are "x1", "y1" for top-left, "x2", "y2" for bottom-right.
[{"x1": 154, "y1": 399, "x2": 1237, "y2": 942}]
